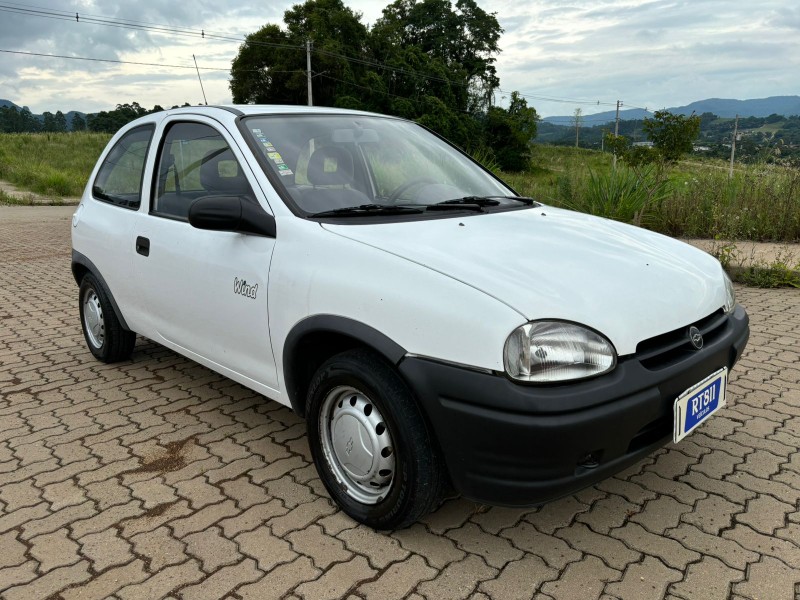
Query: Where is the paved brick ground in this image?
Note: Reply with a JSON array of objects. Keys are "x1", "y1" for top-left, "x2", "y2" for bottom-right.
[{"x1": 1, "y1": 205, "x2": 799, "y2": 600}]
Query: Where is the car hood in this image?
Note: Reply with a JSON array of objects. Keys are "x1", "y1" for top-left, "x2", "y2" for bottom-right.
[{"x1": 321, "y1": 206, "x2": 727, "y2": 356}]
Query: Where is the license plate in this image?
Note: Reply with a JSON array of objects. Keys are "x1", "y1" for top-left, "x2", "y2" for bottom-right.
[{"x1": 673, "y1": 368, "x2": 727, "y2": 443}]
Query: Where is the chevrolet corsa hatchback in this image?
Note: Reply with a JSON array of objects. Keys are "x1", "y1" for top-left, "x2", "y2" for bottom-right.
[{"x1": 72, "y1": 105, "x2": 749, "y2": 528}]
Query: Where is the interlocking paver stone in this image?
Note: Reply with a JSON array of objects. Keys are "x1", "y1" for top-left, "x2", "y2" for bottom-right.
[
  {"x1": 735, "y1": 494, "x2": 795, "y2": 534},
  {"x1": 417, "y1": 554, "x2": 497, "y2": 600},
  {"x1": 78, "y1": 527, "x2": 133, "y2": 571},
  {"x1": 629, "y1": 496, "x2": 692, "y2": 534},
  {"x1": 61, "y1": 560, "x2": 149, "y2": 600},
  {"x1": 287, "y1": 524, "x2": 351, "y2": 569},
  {"x1": 185, "y1": 526, "x2": 243, "y2": 573},
  {"x1": 681, "y1": 494, "x2": 742, "y2": 535},
  {"x1": 479, "y1": 555, "x2": 558, "y2": 600},
  {"x1": 609, "y1": 522, "x2": 701, "y2": 570},
  {"x1": 605, "y1": 556, "x2": 682, "y2": 600},
  {"x1": 555, "y1": 522, "x2": 641, "y2": 570},
  {"x1": 130, "y1": 526, "x2": 188, "y2": 571},
  {"x1": 1, "y1": 207, "x2": 799, "y2": 598},
  {"x1": 116, "y1": 559, "x2": 204, "y2": 600},
  {"x1": 294, "y1": 555, "x2": 377, "y2": 600},
  {"x1": 540, "y1": 555, "x2": 621, "y2": 600},
  {"x1": 445, "y1": 521, "x2": 523, "y2": 569},
  {"x1": 236, "y1": 525, "x2": 297, "y2": 571},
  {"x1": 666, "y1": 523, "x2": 758, "y2": 570},
  {"x1": 237, "y1": 556, "x2": 320, "y2": 600},
  {"x1": 733, "y1": 556, "x2": 800, "y2": 600},
  {"x1": 668, "y1": 556, "x2": 744, "y2": 600}
]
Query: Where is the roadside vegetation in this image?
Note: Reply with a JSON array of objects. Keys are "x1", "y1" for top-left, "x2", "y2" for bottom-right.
[
  {"x1": 0, "y1": 131, "x2": 109, "y2": 197},
  {"x1": 500, "y1": 146, "x2": 800, "y2": 243}
]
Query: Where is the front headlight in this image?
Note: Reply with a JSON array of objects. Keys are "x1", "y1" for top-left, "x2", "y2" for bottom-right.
[
  {"x1": 504, "y1": 321, "x2": 617, "y2": 383},
  {"x1": 723, "y1": 271, "x2": 735, "y2": 314}
]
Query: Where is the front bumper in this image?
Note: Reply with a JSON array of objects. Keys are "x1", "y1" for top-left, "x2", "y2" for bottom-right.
[{"x1": 398, "y1": 305, "x2": 749, "y2": 507}]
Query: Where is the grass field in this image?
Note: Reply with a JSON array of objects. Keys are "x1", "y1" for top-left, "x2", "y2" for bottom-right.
[
  {"x1": 500, "y1": 145, "x2": 800, "y2": 243},
  {"x1": 1, "y1": 132, "x2": 798, "y2": 244},
  {"x1": 0, "y1": 132, "x2": 111, "y2": 197}
]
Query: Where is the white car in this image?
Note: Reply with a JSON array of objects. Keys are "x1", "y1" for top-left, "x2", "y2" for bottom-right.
[{"x1": 71, "y1": 105, "x2": 749, "y2": 528}]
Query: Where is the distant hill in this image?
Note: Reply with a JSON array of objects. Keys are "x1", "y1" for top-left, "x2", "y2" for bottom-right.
[
  {"x1": 0, "y1": 99, "x2": 24, "y2": 110},
  {"x1": 544, "y1": 95, "x2": 800, "y2": 125},
  {"x1": 0, "y1": 98, "x2": 86, "y2": 129}
]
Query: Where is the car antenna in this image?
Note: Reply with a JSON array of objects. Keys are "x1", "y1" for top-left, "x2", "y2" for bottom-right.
[{"x1": 193, "y1": 54, "x2": 208, "y2": 105}]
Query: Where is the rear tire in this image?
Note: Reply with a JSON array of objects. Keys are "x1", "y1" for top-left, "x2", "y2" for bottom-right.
[
  {"x1": 79, "y1": 273, "x2": 136, "y2": 363},
  {"x1": 306, "y1": 348, "x2": 445, "y2": 529}
]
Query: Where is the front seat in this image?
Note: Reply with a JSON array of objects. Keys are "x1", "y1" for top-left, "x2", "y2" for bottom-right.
[
  {"x1": 295, "y1": 146, "x2": 369, "y2": 213},
  {"x1": 199, "y1": 148, "x2": 254, "y2": 201}
]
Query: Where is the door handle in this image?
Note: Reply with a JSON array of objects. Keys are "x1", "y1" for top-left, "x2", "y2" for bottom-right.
[{"x1": 136, "y1": 236, "x2": 150, "y2": 257}]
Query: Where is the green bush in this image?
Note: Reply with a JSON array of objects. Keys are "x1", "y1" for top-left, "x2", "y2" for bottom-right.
[{"x1": 557, "y1": 165, "x2": 670, "y2": 225}]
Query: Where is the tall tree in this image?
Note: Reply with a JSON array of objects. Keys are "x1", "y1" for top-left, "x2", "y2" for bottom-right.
[
  {"x1": 71, "y1": 113, "x2": 86, "y2": 131},
  {"x1": 54, "y1": 110, "x2": 68, "y2": 132},
  {"x1": 230, "y1": 0, "x2": 368, "y2": 106},
  {"x1": 642, "y1": 110, "x2": 701, "y2": 162}
]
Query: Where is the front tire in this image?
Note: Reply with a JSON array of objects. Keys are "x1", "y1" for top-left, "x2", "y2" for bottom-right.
[
  {"x1": 78, "y1": 273, "x2": 136, "y2": 363},
  {"x1": 306, "y1": 348, "x2": 445, "y2": 529}
]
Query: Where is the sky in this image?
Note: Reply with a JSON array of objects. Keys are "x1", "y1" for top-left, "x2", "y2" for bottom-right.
[{"x1": 0, "y1": 0, "x2": 798, "y2": 118}]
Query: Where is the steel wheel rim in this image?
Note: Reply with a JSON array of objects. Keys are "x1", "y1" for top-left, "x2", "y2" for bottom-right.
[
  {"x1": 82, "y1": 288, "x2": 105, "y2": 349},
  {"x1": 319, "y1": 385, "x2": 396, "y2": 505}
]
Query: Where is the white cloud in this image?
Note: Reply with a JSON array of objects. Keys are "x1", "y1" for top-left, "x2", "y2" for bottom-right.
[{"x1": 0, "y1": 0, "x2": 798, "y2": 117}]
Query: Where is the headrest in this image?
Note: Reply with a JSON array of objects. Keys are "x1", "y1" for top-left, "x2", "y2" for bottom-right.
[
  {"x1": 200, "y1": 148, "x2": 249, "y2": 194},
  {"x1": 307, "y1": 146, "x2": 354, "y2": 186}
]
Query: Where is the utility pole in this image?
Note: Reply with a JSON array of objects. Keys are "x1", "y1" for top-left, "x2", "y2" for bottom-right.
[
  {"x1": 306, "y1": 39, "x2": 313, "y2": 107},
  {"x1": 573, "y1": 108, "x2": 582, "y2": 148},
  {"x1": 729, "y1": 114, "x2": 739, "y2": 180},
  {"x1": 612, "y1": 100, "x2": 621, "y2": 169}
]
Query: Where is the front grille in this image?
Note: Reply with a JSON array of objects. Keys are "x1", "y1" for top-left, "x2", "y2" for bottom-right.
[{"x1": 636, "y1": 309, "x2": 728, "y2": 370}]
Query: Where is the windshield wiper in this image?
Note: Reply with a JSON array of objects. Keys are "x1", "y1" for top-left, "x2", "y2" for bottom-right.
[
  {"x1": 437, "y1": 195, "x2": 538, "y2": 207},
  {"x1": 309, "y1": 203, "x2": 424, "y2": 218}
]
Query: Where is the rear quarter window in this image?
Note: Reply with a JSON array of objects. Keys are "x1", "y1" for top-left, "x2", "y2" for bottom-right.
[{"x1": 92, "y1": 125, "x2": 155, "y2": 210}]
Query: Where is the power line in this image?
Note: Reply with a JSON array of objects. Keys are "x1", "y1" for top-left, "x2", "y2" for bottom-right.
[
  {"x1": 1, "y1": 2, "x2": 641, "y2": 110},
  {"x1": 0, "y1": 48, "x2": 303, "y2": 74}
]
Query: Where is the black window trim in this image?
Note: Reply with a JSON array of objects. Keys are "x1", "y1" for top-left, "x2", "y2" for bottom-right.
[{"x1": 91, "y1": 123, "x2": 156, "y2": 211}]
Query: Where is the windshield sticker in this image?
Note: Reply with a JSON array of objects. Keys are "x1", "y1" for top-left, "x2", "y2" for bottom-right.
[{"x1": 251, "y1": 130, "x2": 289, "y2": 172}]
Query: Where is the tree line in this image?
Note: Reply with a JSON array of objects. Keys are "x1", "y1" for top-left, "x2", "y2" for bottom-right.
[
  {"x1": 539, "y1": 110, "x2": 800, "y2": 162},
  {"x1": 0, "y1": 102, "x2": 185, "y2": 134},
  {"x1": 230, "y1": 0, "x2": 538, "y2": 171}
]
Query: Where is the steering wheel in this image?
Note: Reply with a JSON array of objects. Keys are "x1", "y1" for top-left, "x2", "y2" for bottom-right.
[{"x1": 387, "y1": 177, "x2": 438, "y2": 204}]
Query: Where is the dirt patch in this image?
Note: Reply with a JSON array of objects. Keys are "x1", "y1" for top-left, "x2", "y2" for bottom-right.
[
  {"x1": 142, "y1": 500, "x2": 181, "y2": 519},
  {"x1": 131, "y1": 436, "x2": 195, "y2": 474},
  {"x1": 0, "y1": 179, "x2": 80, "y2": 205}
]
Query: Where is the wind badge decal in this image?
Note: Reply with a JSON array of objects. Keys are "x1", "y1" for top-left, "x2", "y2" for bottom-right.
[{"x1": 234, "y1": 277, "x2": 258, "y2": 300}]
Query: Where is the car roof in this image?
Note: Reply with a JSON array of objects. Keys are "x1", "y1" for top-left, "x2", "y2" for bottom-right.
[{"x1": 167, "y1": 104, "x2": 383, "y2": 118}]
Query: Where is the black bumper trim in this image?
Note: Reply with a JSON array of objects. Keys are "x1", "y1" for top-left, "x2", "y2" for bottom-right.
[{"x1": 399, "y1": 305, "x2": 749, "y2": 506}]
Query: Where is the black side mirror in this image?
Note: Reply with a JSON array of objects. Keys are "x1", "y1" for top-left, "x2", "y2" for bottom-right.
[{"x1": 188, "y1": 196, "x2": 276, "y2": 238}]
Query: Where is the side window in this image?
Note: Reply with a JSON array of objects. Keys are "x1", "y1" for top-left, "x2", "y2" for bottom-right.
[
  {"x1": 153, "y1": 122, "x2": 255, "y2": 220},
  {"x1": 92, "y1": 125, "x2": 154, "y2": 209}
]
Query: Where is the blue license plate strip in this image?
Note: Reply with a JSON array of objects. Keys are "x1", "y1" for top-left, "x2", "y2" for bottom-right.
[{"x1": 673, "y1": 368, "x2": 727, "y2": 443}]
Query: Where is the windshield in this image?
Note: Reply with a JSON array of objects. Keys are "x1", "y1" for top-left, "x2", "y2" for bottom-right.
[{"x1": 242, "y1": 114, "x2": 516, "y2": 216}]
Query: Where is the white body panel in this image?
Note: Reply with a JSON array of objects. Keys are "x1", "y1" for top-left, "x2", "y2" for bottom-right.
[
  {"x1": 268, "y1": 217, "x2": 526, "y2": 383},
  {"x1": 323, "y1": 206, "x2": 726, "y2": 356}
]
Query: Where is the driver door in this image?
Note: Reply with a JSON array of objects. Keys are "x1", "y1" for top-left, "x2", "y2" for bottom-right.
[{"x1": 133, "y1": 117, "x2": 279, "y2": 394}]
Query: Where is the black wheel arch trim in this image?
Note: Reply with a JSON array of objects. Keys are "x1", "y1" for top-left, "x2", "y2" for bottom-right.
[
  {"x1": 71, "y1": 250, "x2": 132, "y2": 332},
  {"x1": 282, "y1": 315, "x2": 407, "y2": 416}
]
